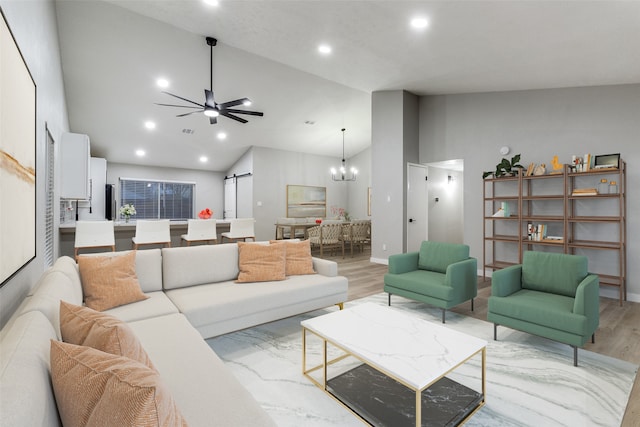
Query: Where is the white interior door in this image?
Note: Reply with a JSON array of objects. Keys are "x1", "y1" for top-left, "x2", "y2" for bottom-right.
[
  {"x1": 407, "y1": 163, "x2": 428, "y2": 252},
  {"x1": 224, "y1": 178, "x2": 236, "y2": 219}
]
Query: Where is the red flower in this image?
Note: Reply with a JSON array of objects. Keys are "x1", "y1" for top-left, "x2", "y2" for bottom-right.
[
  {"x1": 315, "y1": 219, "x2": 322, "y2": 224},
  {"x1": 198, "y1": 208, "x2": 212, "y2": 219}
]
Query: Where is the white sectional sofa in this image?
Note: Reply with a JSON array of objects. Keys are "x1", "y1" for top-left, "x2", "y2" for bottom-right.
[{"x1": 0, "y1": 243, "x2": 348, "y2": 426}]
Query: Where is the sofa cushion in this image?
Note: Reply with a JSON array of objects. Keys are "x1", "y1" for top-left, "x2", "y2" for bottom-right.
[
  {"x1": 50, "y1": 256, "x2": 83, "y2": 302},
  {"x1": 59, "y1": 302, "x2": 156, "y2": 370},
  {"x1": 20, "y1": 269, "x2": 83, "y2": 340},
  {"x1": 162, "y1": 244, "x2": 239, "y2": 290},
  {"x1": 384, "y1": 270, "x2": 453, "y2": 301},
  {"x1": 0, "y1": 311, "x2": 61, "y2": 427},
  {"x1": 270, "y1": 239, "x2": 315, "y2": 276},
  {"x1": 237, "y1": 242, "x2": 286, "y2": 283},
  {"x1": 77, "y1": 251, "x2": 148, "y2": 311},
  {"x1": 522, "y1": 251, "x2": 588, "y2": 297},
  {"x1": 104, "y1": 291, "x2": 179, "y2": 323},
  {"x1": 50, "y1": 341, "x2": 187, "y2": 427},
  {"x1": 418, "y1": 241, "x2": 469, "y2": 274},
  {"x1": 127, "y1": 313, "x2": 276, "y2": 427},
  {"x1": 489, "y1": 289, "x2": 587, "y2": 335}
]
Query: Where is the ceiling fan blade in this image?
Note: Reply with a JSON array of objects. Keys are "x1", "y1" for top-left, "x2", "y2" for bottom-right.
[
  {"x1": 205, "y1": 89, "x2": 215, "y2": 107},
  {"x1": 155, "y1": 103, "x2": 202, "y2": 109},
  {"x1": 224, "y1": 109, "x2": 264, "y2": 117},
  {"x1": 176, "y1": 110, "x2": 204, "y2": 117},
  {"x1": 220, "y1": 111, "x2": 248, "y2": 124},
  {"x1": 161, "y1": 91, "x2": 204, "y2": 108},
  {"x1": 209, "y1": 116, "x2": 217, "y2": 125},
  {"x1": 218, "y1": 98, "x2": 250, "y2": 109}
]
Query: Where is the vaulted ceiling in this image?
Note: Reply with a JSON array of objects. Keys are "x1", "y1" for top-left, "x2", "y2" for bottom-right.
[{"x1": 55, "y1": 0, "x2": 640, "y2": 171}]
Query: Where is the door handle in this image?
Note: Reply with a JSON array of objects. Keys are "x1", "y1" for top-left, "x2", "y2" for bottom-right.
[{"x1": 409, "y1": 218, "x2": 415, "y2": 223}]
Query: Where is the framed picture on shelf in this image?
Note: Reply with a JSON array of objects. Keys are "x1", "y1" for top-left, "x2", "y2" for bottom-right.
[{"x1": 594, "y1": 153, "x2": 620, "y2": 169}]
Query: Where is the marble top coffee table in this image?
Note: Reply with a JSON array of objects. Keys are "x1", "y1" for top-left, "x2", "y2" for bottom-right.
[{"x1": 301, "y1": 303, "x2": 486, "y2": 427}]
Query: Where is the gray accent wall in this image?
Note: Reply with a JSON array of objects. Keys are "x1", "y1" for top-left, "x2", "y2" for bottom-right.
[
  {"x1": 371, "y1": 90, "x2": 419, "y2": 262},
  {"x1": 0, "y1": 0, "x2": 70, "y2": 328},
  {"x1": 418, "y1": 84, "x2": 640, "y2": 301}
]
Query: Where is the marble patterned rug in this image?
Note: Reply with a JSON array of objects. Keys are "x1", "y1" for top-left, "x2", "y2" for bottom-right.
[{"x1": 207, "y1": 293, "x2": 637, "y2": 427}]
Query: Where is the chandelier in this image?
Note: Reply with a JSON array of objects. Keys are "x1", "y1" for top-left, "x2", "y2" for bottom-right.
[{"x1": 330, "y1": 128, "x2": 357, "y2": 181}]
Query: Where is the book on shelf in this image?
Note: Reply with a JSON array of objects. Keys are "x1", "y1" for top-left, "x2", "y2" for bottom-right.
[{"x1": 572, "y1": 188, "x2": 597, "y2": 196}]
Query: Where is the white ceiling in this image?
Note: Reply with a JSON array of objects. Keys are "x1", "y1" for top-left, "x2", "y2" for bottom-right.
[{"x1": 55, "y1": 0, "x2": 640, "y2": 172}]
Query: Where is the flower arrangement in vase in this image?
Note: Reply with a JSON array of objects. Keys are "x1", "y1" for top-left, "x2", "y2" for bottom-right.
[
  {"x1": 198, "y1": 208, "x2": 213, "y2": 219},
  {"x1": 119, "y1": 204, "x2": 136, "y2": 223}
]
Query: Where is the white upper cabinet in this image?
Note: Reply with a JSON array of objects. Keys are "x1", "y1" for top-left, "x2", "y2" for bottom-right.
[{"x1": 60, "y1": 132, "x2": 90, "y2": 199}]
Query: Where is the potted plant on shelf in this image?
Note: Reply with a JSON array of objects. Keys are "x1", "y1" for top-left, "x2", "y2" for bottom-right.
[{"x1": 482, "y1": 154, "x2": 524, "y2": 179}]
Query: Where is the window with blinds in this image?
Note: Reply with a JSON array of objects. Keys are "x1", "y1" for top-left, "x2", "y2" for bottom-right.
[
  {"x1": 45, "y1": 129, "x2": 55, "y2": 267},
  {"x1": 119, "y1": 178, "x2": 194, "y2": 220}
]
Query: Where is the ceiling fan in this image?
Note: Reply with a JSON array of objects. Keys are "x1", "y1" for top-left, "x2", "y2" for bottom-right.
[{"x1": 155, "y1": 37, "x2": 264, "y2": 124}]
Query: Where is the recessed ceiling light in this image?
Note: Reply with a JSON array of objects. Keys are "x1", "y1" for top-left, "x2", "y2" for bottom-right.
[
  {"x1": 203, "y1": 0, "x2": 219, "y2": 6},
  {"x1": 144, "y1": 121, "x2": 156, "y2": 130},
  {"x1": 217, "y1": 132, "x2": 227, "y2": 140},
  {"x1": 199, "y1": 156, "x2": 208, "y2": 163},
  {"x1": 136, "y1": 149, "x2": 145, "y2": 157},
  {"x1": 156, "y1": 78, "x2": 169, "y2": 88},
  {"x1": 410, "y1": 17, "x2": 429, "y2": 29},
  {"x1": 318, "y1": 44, "x2": 332, "y2": 55}
]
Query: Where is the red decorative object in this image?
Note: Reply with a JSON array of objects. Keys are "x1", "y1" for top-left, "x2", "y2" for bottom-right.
[
  {"x1": 198, "y1": 208, "x2": 213, "y2": 219},
  {"x1": 315, "y1": 219, "x2": 322, "y2": 224}
]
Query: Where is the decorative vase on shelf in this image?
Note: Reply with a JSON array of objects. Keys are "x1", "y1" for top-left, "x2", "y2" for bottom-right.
[{"x1": 124, "y1": 216, "x2": 130, "y2": 223}]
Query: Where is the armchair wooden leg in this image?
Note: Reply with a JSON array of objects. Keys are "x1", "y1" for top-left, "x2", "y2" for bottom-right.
[
  {"x1": 573, "y1": 346, "x2": 578, "y2": 367},
  {"x1": 592, "y1": 333, "x2": 595, "y2": 344},
  {"x1": 441, "y1": 309, "x2": 446, "y2": 324},
  {"x1": 493, "y1": 323, "x2": 497, "y2": 341},
  {"x1": 388, "y1": 293, "x2": 391, "y2": 306},
  {"x1": 471, "y1": 298, "x2": 474, "y2": 311}
]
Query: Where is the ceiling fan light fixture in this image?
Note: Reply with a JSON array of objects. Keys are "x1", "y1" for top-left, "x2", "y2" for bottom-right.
[
  {"x1": 242, "y1": 99, "x2": 252, "y2": 106},
  {"x1": 204, "y1": 106, "x2": 219, "y2": 117}
]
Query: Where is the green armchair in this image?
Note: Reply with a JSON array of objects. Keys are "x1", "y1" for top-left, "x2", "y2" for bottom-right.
[
  {"x1": 488, "y1": 251, "x2": 599, "y2": 366},
  {"x1": 384, "y1": 241, "x2": 477, "y2": 323}
]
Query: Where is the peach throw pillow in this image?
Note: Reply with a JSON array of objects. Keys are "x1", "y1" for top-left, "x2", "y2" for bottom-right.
[
  {"x1": 269, "y1": 239, "x2": 315, "y2": 276},
  {"x1": 236, "y1": 242, "x2": 286, "y2": 283},
  {"x1": 50, "y1": 341, "x2": 188, "y2": 427},
  {"x1": 77, "y1": 251, "x2": 148, "y2": 311},
  {"x1": 60, "y1": 301, "x2": 156, "y2": 371}
]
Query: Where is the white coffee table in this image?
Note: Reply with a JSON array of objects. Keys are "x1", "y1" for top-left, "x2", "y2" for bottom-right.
[{"x1": 302, "y1": 303, "x2": 486, "y2": 427}]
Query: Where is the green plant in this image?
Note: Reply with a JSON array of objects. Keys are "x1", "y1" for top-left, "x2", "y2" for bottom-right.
[{"x1": 482, "y1": 154, "x2": 524, "y2": 179}]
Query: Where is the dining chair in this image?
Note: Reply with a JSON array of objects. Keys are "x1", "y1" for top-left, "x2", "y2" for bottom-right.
[
  {"x1": 74, "y1": 220, "x2": 116, "y2": 260},
  {"x1": 308, "y1": 223, "x2": 344, "y2": 258},
  {"x1": 181, "y1": 219, "x2": 217, "y2": 246},
  {"x1": 132, "y1": 219, "x2": 171, "y2": 249},
  {"x1": 221, "y1": 218, "x2": 256, "y2": 243},
  {"x1": 344, "y1": 220, "x2": 370, "y2": 257}
]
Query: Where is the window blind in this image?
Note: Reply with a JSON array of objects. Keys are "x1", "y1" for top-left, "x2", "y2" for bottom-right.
[{"x1": 119, "y1": 178, "x2": 194, "y2": 220}]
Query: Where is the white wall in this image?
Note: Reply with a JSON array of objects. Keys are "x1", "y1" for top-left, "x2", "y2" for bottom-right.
[
  {"x1": 0, "y1": 0, "x2": 70, "y2": 328},
  {"x1": 346, "y1": 147, "x2": 372, "y2": 220},
  {"x1": 418, "y1": 83, "x2": 640, "y2": 301},
  {"x1": 106, "y1": 162, "x2": 225, "y2": 219},
  {"x1": 427, "y1": 167, "x2": 464, "y2": 244}
]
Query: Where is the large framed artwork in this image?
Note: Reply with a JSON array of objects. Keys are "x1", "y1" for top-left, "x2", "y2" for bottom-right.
[
  {"x1": 286, "y1": 185, "x2": 326, "y2": 218},
  {"x1": 0, "y1": 9, "x2": 37, "y2": 287}
]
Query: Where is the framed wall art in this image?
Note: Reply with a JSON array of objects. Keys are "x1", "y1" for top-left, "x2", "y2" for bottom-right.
[
  {"x1": 286, "y1": 185, "x2": 326, "y2": 218},
  {"x1": 0, "y1": 9, "x2": 37, "y2": 287}
]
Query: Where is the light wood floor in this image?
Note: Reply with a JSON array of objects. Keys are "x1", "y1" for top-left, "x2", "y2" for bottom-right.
[{"x1": 319, "y1": 248, "x2": 640, "y2": 426}]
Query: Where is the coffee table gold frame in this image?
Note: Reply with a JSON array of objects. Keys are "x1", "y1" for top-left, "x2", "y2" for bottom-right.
[{"x1": 302, "y1": 326, "x2": 486, "y2": 427}]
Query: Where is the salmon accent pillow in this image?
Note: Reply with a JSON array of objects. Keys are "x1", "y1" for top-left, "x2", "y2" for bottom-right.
[
  {"x1": 50, "y1": 341, "x2": 188, "y2": 427},
  {"x1": 59, "y1": 301, "x2": 155, "y2": 371},
  {"x1": 237, "y1": 242, "x2": 286, "y2": 282},
  {"x1": 269, "y1": 239, "x2": 315, "y2": 276},
  {"x1": 77, "y1": 251, "x2": 148, "y2": 311}
]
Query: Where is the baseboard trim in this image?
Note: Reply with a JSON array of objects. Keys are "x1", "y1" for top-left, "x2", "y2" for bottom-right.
[{"x1": 370, "y1": 257, "x2": 388, "y2": 265}]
